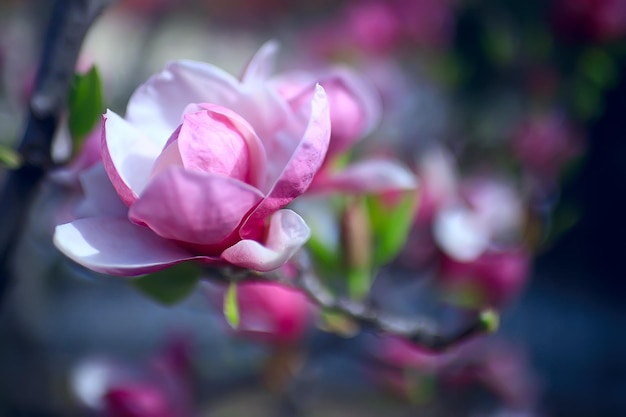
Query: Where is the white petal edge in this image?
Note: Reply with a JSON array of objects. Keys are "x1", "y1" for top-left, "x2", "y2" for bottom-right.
[
  {"x1": 221, "y1": 209, "x2": 311, "y2": 272},
  {"x1": 102, "y1": 110, "x2": 163, "y2": 203},
  {"x1": 53, "y1": 217, "x2": 201, "y2": 276}
]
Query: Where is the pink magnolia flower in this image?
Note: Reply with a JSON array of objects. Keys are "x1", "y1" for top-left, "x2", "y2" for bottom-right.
[
  {"x1": 223, "y1": 281, "x2": 312, "y2": 346},
  {"x1": 433, "y1": 176, "x2": 524, "y2": 262},
  {"x1": 71, "y1": 339, "x2": 193, "y2": 417},
  {"x1": 439, "y1": 248, "x2": 531, "y2": 307},
  {"x1": 53, "y1": 42, "x2": 333, "y2": 275}
]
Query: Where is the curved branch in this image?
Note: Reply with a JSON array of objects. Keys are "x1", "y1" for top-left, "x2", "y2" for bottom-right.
[{"x1": 293, "y1": 253, "x2": 498, "y2": 352}]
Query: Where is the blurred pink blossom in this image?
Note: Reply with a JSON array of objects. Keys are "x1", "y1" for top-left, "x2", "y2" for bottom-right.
[
  {"x1": 369, "y1": 335, "x2": 451, "y2": 397},
  {"x1": 512, "y1": 112, "x2": 583, "y2": 180},
  {"x1": 54, "y1": 42, "x2": 334, "y2": 275},
  {"x1": 552, "y1": 0, "x2": 626, "y2": 42},
  {"x1": 72, "y1": 339, "x2": 193, "y2": 417},
  {"x1": 433, "y1": 177, "x2": 525, "y2": 262},
  {"x1": 225, "y1": 281, "x2": 313, "y2": 346},
  {"x1": 439, "y1": 249, "x2": 531, "y2": 307},
  {"x1": 305, "y1": 0, "x2": 457, "y2": 57}
]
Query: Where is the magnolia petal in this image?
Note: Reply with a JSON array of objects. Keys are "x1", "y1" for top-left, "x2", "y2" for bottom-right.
[
  {"x1": 243, "y1": 85, "x2": 330, "y2": 231},
  {"x1": 102, "y1": 111, "x2": 163, "y2": 205},
  {"x1": 74, "y1": 163, "x2": 128, "y2": 219},
  {"x1": 125, "y1": 60, "x2": 241, "y2": 144},
  {"x1": 221, "y1": 209, "x2": 310, "y2": 272},
  {"x1": 274, "y1": 67, "x2": 382, "y2": 158},
  {"x1": 433, "y1": 207, "x2": 490, "y2": 262},
  {"x1": 175, "y1": 110, "x2": 251, "y2": 181},
  {"x1": 129, "y1": 168, "x2": 264, "y2": 246},
  {"x1": 181, "y1": 104, "x2": 268, "y2": 190},
  {"x1": 240, "y1": 40, "x2": 279, "y2": 86},
  {"x1": 310, "y1": 158, "x2": 417, "y2": 194},
  {"x1": 53, "y1": 218, "x2": 203, "y2": 276},
  {"x1": 322, "y1": 66, "x2": 382, "y2": 141}
]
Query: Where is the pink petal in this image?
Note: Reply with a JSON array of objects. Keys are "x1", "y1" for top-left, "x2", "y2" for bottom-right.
[
  {"x1": 221, "y1": 209, "x2": 310, "y2": 272},
  {"x1": 242, "y1": 84, "x2": 330, "y2": 232},
  {"x1": 101, "y1": 111, "x2": 163, "y2": 205},
  {"x1": 53, "y1": 218, "x2": 205, "y2": 276},
  {"x1": 275, "y1": 67, "x2": 381, "y2": 158},
  {"x1": 125, "y1": 60, "x2": 241, "y2": 144},
  {"x1": 176, "y1": 110, "x2": 251, "y2": 181},
  {"x1": 177, "y1": 104, "x2": 267, "y2": 189},
  {"x1": 310, "y1": 158, "x2": 417, "y2": 194},
  {"x1": 129, "y1": 167, "x2": 263, "y2": 247},
  {"x1": 240, "y1": 40, "x2": 279, "y2": 85}
]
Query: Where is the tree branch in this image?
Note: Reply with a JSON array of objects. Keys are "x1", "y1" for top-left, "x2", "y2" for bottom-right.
[
  {"x1": 292, "y1": 253, "x2": 498, "y2": 352},
  {"x1": 0, "y1": 0, "x2": 116, "y2": 305}
]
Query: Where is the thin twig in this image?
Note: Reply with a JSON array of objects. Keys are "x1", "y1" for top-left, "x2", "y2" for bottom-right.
[{"x1": 292, "y1": 253, "x2": 498, "y2": 352}]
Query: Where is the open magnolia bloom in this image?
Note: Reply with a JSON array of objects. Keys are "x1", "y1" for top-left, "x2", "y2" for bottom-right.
[{"x1": 53, "y1": 41, "x2": 390, "y2": 276}]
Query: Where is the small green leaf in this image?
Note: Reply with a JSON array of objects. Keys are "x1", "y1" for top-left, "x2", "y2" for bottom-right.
[
  {"x1": 224, "y1": 281, "x2": 240, "y2": 329},
  {"x1": 367, "y1": 192, "x2": 417, "y2": 266},
  {"x1": 131, "y1": 262, "x2": 201, "y2": 306},
  {"x1": 68, "y1": 66, "x2": 104, "y2": 152},
  {"x1": 0, "y1": 145, "x2": 22, "y2": 169},
  {"x1": 479, "y1": 309, "x2": 500, "y2": 334}
]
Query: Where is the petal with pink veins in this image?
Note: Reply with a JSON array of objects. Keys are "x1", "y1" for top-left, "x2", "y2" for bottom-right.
[
  {"x1": 179, "y1": 104, "x2": 267, "y2": 189},
  {"x1": 102, "y1": 111, "x2": 164, "y2": 205},
  {"x1": 221, "y1": 209, "x2": 310, "y2": 272},
  {"x1": 129, "y1": 167, "x2": 264, "y2": 246},
  {"x1": 53, "y1": 218, "x2": 205, "y2": 276},
  {"x1": 242, "y1": 84, "x2": 330, "y2": 232}
]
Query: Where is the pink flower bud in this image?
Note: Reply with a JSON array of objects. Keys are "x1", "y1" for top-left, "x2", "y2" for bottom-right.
[
  {"x1": 104, "y1": 384, "x2": 176, "y2": 417},
  {"x1": 228, "y1": 281, "x2": 312, "y2": 346}
]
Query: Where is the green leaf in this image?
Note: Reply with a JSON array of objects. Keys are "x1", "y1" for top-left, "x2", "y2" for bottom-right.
[
  {"x1": 307, "y1": 233, "x2": 342, "y2": 275},
  {"x1": 367, "y1": 192, "x2": 417, "y2": 266},
  {"x1": 68, "y1": 66, "x2": 104, "y2": 152},
  {"x1": 224, "y1": 281, "x2": 240, "y2": 329},
  {"x1": 131, "y1": 262, "x2": 201, "y2": 306},
  {"x1": 0, "y1": 145, "x2": 22, "y2": 169}
]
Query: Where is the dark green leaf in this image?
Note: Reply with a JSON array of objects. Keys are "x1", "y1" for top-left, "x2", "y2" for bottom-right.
[
  {"x1": 131, "y1": 262, "x2": 201, "y2": 306},
  {"x1": 68, "y1": 66, "x2": 104, "y2": 152}
]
